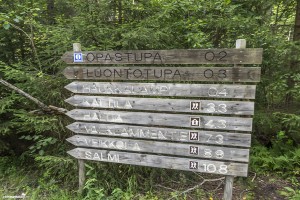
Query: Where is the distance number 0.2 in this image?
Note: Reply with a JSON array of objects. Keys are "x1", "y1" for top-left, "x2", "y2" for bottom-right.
[{"x1": 204, "y1": 51, "x2": 227, "y2": 62}]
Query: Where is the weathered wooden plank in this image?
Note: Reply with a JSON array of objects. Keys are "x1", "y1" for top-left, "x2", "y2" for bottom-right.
[
  {"x1": 66, "y1": 122, "x2": 252, "y2": 147},
  {"x1": 66, "y1": 109, "x2": 252, "y2": 132},
  {"x1": 67, "y1": 135, "x2": 249, "y2": 162},
  {"x1": 67, "y1": 148, "x2": 248, "y2": 177},
  {"x1": 62, "y1": 66, "x2": 261, "y2": 82},
  {"x1": 61, "y1": 49, "x2": 263, "y2": 64},
  {"x1": 65, "y1": 95, "x2": 254, "y2": 115},
  {"x1": 65, "y1": 82, "x2": 257, "y2": 99},
  {"x1": 224, "y1": 176, "x2": 234, "y2": 200}
]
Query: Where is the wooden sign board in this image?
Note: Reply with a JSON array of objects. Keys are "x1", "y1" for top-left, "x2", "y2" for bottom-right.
[
  {"x1": 63, "y1": 66, "x2": 261, "y2": 82},
  {"x1": 65, "y1": 95, "x2": 254, "y2": 115},
  {"x1": 67, "y1": 148, "x2": 249, "y2": 177},
  {"x1": 66, "y1": 109, "x2": 253, "y2": 132},
  {"x1": 61, "y1": 49, "x2": 263, "y2": 64},
  {"x1": 65, "y1": 82, "x2": 257, "y2": 99},
  {"x1": 67, "y1": 122, "x2": 252, "y2": 147},
  {"x1": 67, "y1": 135, "x2": 249, "y2": 162}
]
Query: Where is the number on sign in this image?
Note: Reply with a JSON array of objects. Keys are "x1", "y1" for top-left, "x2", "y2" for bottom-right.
[
  {"x1": 203, "y1": 149, "x2": 224, "y2": 159},
  {"x1": 208, "y1": 88, "x2": 228, "y2": 97},
  {"x1": 203, "y1": 69, "x2": 227, "y2": 79},
  {"x1": 205, "y1": 120, "x2": 215, "y2": 129},
  {"x1": 203, "y1": 164, "x2": 228, "y2": 174},
  {"x1": 206, "y1": 103, "x2": 227, "y2": 113},
  {"x1": 215, "y1": 150, "x2": 224, "y2": 158},
  {"x1": 203, "y1": 164, "x2": 217, "y2": 172},
  {"x1": 218, "y1": 120, "x2": 226, "y2": 129},
  {"x1": 215, "y1": 134, "x2": 224, "y2": 144},
  {"x1": 205, "y1": 134, "x2": 224, "y2": 144},
  {"x1": 205, "y1": 120, "x2": 227, "y2": 129},
  {"x1": 204, "y1": 149, "x2": 212, "y2": 158},
  {"x1": 204, "y1": 51, "x2": 227, "y2": 61}
]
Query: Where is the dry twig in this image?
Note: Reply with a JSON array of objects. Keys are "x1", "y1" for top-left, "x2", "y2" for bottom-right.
[
  {"x1": 0, "y1": 79, "x2": 68, "y2": 115},
  {"x1": 167, "y1": 177, "x2": 225, "y2": 200}
]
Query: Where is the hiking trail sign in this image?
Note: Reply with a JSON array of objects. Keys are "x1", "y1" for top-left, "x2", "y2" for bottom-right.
[{"x1": 62, "y1": 39, "x2": 262, "y2": 200}]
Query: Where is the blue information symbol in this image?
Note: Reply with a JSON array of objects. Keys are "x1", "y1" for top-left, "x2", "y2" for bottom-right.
[{"x1": 74, "y1": 53, "x2": 83, "y2": 62}]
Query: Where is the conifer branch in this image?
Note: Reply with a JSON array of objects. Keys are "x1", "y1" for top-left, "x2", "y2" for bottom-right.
[{"x1": 0, "y1": 78, "x2": 68, "y2": 115}]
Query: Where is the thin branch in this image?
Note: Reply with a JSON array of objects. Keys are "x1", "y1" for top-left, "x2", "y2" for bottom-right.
[
  {"x1": 167, "y1": 177, "x2": 225, "y2": 200},
  {"x1": 0, "y1": 79, "x2": 68, "y2": 115},
  {"x1": 155, "y1": 184, "x2": 177, "y2": 192},
  {"x1": 8, "y1": 23, "x2": 42, "y2": 71}
]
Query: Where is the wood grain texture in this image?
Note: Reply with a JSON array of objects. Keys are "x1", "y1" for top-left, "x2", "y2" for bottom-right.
[
  {"x1": 224, "y1": 176, "x2": 234, "y2": 200},
  {"x1": 66, "y1": 109, "x2": 253, "y2": 132},
  {"x1": 65, "y1": 95, "x2": 254, "y2": 115},
  {"x1": 64, "y1": 82, "x2": 257, "y2": 99},
  {"x1": 67, "y1": 135, "x2": 249, "y2": 162},
  {"x1": 61, "y1": 49, "x2": 263, "y2": 64},
  {"x1": 67, "y1": 148, "x2": 248, "y2": 177},
  {"x1": 62, "y1": 66, "x2": 261, "y2": 82},
  {"x1": 66, "y1": 122, "x2": 252, "y2": 147}
]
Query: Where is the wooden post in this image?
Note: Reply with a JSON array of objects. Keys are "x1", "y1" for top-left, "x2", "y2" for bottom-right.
[
  {"x1": 73, "y1": 43, "x2": 86, "y2": 193},
  {"x1": 78, "y1": 159, "x2": 85, "y2": 192},
  {"x1": 223, "y1": 176, "x2": 234, "y2": 200},
  {"x1": 223, "y1": 39, "x2": 246, "y2": 200}
]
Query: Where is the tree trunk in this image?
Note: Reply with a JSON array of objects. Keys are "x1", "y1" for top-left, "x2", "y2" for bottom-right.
[
  {"x1": 293, "y1": 0, "x2": 300, "y2": 41},
  {"x1": 118, "y1": 0, "x2": 123, "y2": 24},
  {"x1": 286, "y1": 0, "x2": 300, "y2": 106},
  {"x1": 47, "y1": 0, "x2": 55, "y2": 25}
]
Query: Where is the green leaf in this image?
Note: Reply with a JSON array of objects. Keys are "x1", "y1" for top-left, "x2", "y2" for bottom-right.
[
  {"x1": 39, "y1": 150, "x2": 45, "y2": 156},
  {"x1": 3, "y1": 23, "x2": 10, "y2": 30},
  {"x1": 224, "y1": 0, "x2": 231, "y2": 5}
]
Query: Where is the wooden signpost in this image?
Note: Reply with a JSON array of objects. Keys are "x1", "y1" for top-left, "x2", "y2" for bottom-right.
[{"x1": 62, "y1": 40, "x2": 262, "y2": 200}]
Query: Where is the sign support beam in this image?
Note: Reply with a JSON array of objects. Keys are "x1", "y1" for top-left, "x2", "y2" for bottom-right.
[
  {"x1": 223, "y1": 39, "x2": 247, "y2": 200},
  {"x1": 73, "y1": 42, "x2": 86, "y2": 193}
]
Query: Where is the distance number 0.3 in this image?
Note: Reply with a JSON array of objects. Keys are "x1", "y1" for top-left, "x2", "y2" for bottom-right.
[{"x1": 204, "y1": 69, "x2": 227, "y2": 79}]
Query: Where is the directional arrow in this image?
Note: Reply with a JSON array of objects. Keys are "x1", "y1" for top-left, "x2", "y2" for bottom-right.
[
  {"x1": 66, "y1": 135, "x2": 249, "y2": 162},
  {"x1": 67, "y1": 148, "x2": 249, "y2": 177}
]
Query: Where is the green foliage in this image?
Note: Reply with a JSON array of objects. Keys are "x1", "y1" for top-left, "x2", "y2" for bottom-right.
[
  {"x1": 20, "y1": 135, "x2": 57, "y2": 156},
  {"x1": 280, "y1": 187, "x2": 300, "y2": 200},
  {"x1": 82, "y1": 164, "x2": 137, "y2": 199},
  {"x1": 0, "y1": 156, "x2": 78, "y2": 200},
  {"x1": 251, "y1": 142, "x2": 300, "y2": 177}
]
